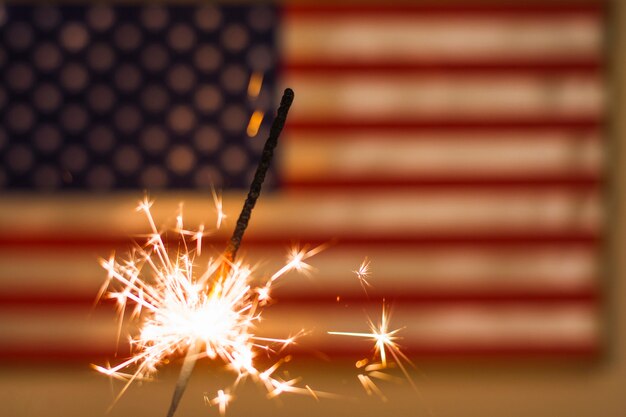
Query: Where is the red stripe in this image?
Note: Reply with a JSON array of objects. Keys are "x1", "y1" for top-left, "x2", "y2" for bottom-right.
[
  {"x1": 277, "y1": 291, "x2": 599, "y2": 306},
  {"x1": 0, "y1": 233, "x2": 601, "y2": 249},
  {"x1": 0, "y1": 344, "x2": 599, "y2": 363},
  {"x1": 285, "y1": 4, "x2": 604, "y2": 17},
  {"x1": 285, "y1": 127, "x2": 602, "y2": 142},
  {"x1": 316, "y1": 344, "x2": 600, "y2": 358},
  {"x1": 283, "y1": 176, "x2": 602, "y2": 190},
  {"x1": 286, "y1": 118, "x2": 603, "y2": 132},
  {"x1": 284, "y1": 61, "x2": 603, "y2": 75},
  {"x1": 0, "y1": 289, "x2": 599, "y2": 308}
]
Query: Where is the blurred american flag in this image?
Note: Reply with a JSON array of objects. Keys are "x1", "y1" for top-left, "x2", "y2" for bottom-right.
[{"x1": 0, "y1": 3, "x2": 605, "y2": 361}]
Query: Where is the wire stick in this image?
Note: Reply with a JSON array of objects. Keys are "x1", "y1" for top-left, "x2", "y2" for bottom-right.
[
  {"x1": 224, "y1": 87, "x2": 295, "y2": 261},
  {"x1": 165, "y1": 341, "x2": 202, "y2": 417}
]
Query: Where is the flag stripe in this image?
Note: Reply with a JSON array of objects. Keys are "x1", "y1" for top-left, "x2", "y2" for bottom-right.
[
  {"x1": 286, "y1": 118, "x2": 604, "y2": 132},
  {"x1": 285, "y1": 5, "x2": 604, "y2": 16},
  {"x1": 285, "y1": 8, "x2": 602, "y2": 65},
  {"x1": 284, "y1": 128, "x2": 603, "y2": 142},
  {"x1": 0, "y1": 290, "x2": 600, "y2": 308},
  {"x1": 283, "y1": 177, "x2": 602, "y2": 190},
  {"x1": 283, "y1": 74, "x2": 603, "y2": 121},
  {"x1": 0, "y1": 193, "x2": 602, "y2": 237},
  {"x1": 0, "y1": 302, "x2": 599, "y2": 359},
  {"x1": 0, "y1": 245, "x2": 598, "y2": 301},
  {"x1": 283, "y1": 132, "x2": 603, "y2": 183},
  {"x1": 0, "y1": 302, "x2": 600, "y2": 360},
  {"x1": 283, "y1": 61, "x2": 603, "y2": 74}
]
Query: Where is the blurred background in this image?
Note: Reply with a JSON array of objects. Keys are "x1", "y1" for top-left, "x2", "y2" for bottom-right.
[{"x1": 0, "y1": 1, "x2": 624, "y2": 416}]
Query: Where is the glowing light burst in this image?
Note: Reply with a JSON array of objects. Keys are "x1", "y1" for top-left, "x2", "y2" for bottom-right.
[
  {"x1": 328, "y1": 302, "x2": 416, "y2": 399},
  {"x1": 353, "y1": 257, "x2": 372, "y2": 292},
  {"x1": 94, "y1": 196, "x2": 324, "y2": 413},
  {"x1": 206, "y1": 389, "x2": 232, "y2": 416}
]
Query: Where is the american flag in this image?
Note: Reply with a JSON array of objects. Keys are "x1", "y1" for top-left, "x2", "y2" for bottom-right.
[{"x1": 0, "y1": 3, "x2": 605, "y2": 363}]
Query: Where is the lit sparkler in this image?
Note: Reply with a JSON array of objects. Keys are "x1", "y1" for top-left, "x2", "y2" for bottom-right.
[
  {"x1": 95, "y1": 196, "x2": 318, "y2": 408},
  {"x1": 95, "y1": 90, "x2": 322, "y2": 417}
]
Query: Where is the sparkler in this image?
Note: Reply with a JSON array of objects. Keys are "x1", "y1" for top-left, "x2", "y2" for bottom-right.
[
  {"x1": 95, "y1": 89, "x2": 327, "y2": 417},
  {"x1": 96, "y1": 87, "x2": 416, "y2": 415}
]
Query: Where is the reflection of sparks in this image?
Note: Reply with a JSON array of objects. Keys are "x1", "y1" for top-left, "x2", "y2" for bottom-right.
[
  {"x1": 353, "y1": 257, "x2": 372, "y2": 291},
  {"x1": 94, "y1": 196, "x2": 325, "y2": 412},
  {"x1": 328, "y1": 302, "x2": 416, "y2": 397}
]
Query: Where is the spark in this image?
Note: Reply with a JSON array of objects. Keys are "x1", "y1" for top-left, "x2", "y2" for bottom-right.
[
  {"x1": 353, "y1": 257, "x2": 372, "y2": 291},
  {"x1": 328, "y1": 302, "x2": 416, "y2": 397},
  {"x1": 247, "y1": 110, "x2": 265, "y2": 137},
  {"x1": 247, "y1": 72, "x2": 264, "y2": 98},
  {"x1": 207, "y1": 389, "x2": 232, "y2": 416},
  {"x1": 246, "y1": 72, "x2": 265, "y2": 137},
  {"x1": 94, "y1": 197, "x2": 324, "y2": 413},
  {"x1": 271, "y1": 244, "x2": 326, "y2": 281},
  {"x1": 211, "y1": 185, "x2": 227, "y2": 229},
  {"x1": 357, "y1": 373, "x2": 387, "y2": 402}
]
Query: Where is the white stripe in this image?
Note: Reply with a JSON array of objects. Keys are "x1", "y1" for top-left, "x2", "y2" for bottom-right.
[
  {"x1": 283, "y1": 131, "x2": 602, "y2": 181},
  {"x1": 0, "y1": 246, "x2": 597, "y2": 296},
  {"x1": 0, "y1": 304, "x2": 597, "y2": 349},
  {"x1": 0, "y1": 308, "x2": 122, "y2": 349},
  {"x1": 284, "y1": 15, "x2": 602, "y2": 62},
  {"x1": 0, "y1": 192, "x2": 602, "y2": 237},
  {"x1": 283, "y1": 73, "x2": 603, "y2": 120},
  {"x1": 263, "y1": 304, "x2": 599, "y2": 347}
]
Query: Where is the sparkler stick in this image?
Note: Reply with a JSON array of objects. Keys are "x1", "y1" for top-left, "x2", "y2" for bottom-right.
[
  {"x1": 166, "y1": 341, "x2": 202, "y2": 417},
  {"x1": 225, "y1": 87, "x2": 295, "y2": 261},
  {"x1": 165, "y1": 88, "x2": 295, "y2": 417}
]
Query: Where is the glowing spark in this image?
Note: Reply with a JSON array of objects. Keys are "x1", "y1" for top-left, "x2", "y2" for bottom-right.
[
  {"x1": 328, "y1": 302, "x2": 416, "y2": 396},
  {"x1": 247, "y1": 110, "x2": 265, "y2": 137},
  {"x1": 246, "y1": 72, "x2": 265, "y2": 137},
  {"x1": 247, "y1": 72, "x2": 264, "y2": 98},
  {"x1": 272, "y1": 244, "x2": 326, "y2": 281},
  {"x1": 355, "y1": 358, "x2": 369, "y2": 368},
  {"x1": 306, "y1": 385, "x2": 319, "y2": 401},
  {"x1": 211, "y1": 185, "x2": 227, "y2": 229},
  {"x1": 328, "y1": 303, "x2": 401, "y2": 368},
  {"x1": 208, "y1": 390, "x2": 232, "y2": 416},
  {"x1": 357, "y1": 374, "x2": 387, "y2": 402},
  {"x1": 95, "y1": 198, "x2": 322, "y2": 412},
  {"x1": 353, "y1": 257, "x2": 372, "y2": 291}
]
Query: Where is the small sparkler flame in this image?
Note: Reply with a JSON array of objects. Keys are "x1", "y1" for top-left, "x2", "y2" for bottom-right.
[
  {"x1": 328, "y1": 302, "x2": 416, "y2": 398},
  {"x1": 95, "y1": 196, "x2": 324, "y2": 411},
  {"x1": 353, "y1": 257, "x2": 372, "y2": 292}
]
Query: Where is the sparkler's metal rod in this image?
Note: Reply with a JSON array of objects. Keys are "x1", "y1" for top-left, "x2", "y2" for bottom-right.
[{"x1": 225, "y1": 88, "x2": 295, "y2": 261}]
